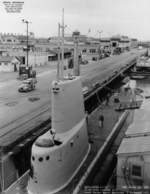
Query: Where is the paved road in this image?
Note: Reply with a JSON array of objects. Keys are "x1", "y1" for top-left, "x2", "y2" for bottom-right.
[{"x1": 0, "y1": 49, "x2": 145, "y2": 145}]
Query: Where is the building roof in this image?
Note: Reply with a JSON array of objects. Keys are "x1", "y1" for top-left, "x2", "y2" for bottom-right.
[
  {"x1": 111, "y1": 35, "x2": 121, "y2": 41},
  {"x1": 117, "y1": 136, "x2": 150, "y2": 155},
  {"x1": 119, "y1": 40, "x2": 130, "y2": 43},
  {"x1": 100, "y1": 38, "x2": 110, "y2": 42},
  {"x1": 125, "y1": 121, "x2": 150, "y2": 137},
  {"x1": 110, "y1": 35, "x2": 131, "y2": 42},
  {"x1": 0, "y1": 56, "x2": 20, "y2": 63},
  {"x1": 0, "y1": 56, "x2": 13, "y2": 62},
  {"x1": 118, "y1": 100, "x2": 150, "y2": 155},
  {"x1": 131, "y1": 38, "x2": 138, "y2": 41},
  {"x1": 52, "y1": 48, "x2": 72, "y2": 54},
  {"x1": 15, "y1": 56, "x2": 23, "y2": 63},
  {"x1": 126, "y1": 101, "x2": 150, "y2": 137}
]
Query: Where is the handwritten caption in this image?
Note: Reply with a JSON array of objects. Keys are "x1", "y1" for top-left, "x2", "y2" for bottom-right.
[{"x1": 3, "y1": 1, "x2": 24, "y2": 13}]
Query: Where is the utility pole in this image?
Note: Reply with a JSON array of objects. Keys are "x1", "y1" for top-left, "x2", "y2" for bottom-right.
[
  {"x1": 98, "y1": 30, "x2": 103, "y2": 59},
  {"x1": 22, "y1": 19, "x2": 30, "y2": 67}
]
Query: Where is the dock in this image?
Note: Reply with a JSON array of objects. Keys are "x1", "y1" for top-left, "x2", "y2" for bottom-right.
[{"x1": 58, "y1": 81, "x2": 140, "y2": 194}]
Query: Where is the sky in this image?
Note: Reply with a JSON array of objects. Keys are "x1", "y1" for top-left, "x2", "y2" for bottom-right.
[{"x1": 0, "y1": 0, "x2": 150, "y2": 40}]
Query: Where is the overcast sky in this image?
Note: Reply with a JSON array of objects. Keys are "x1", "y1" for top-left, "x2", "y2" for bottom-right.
[{"x1": 0, "y1": 0, "x2": 150, "y2": 40}]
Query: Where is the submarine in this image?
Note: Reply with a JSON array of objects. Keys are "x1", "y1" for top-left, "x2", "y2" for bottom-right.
[{"x1": 28, "y1": 11, "x2": 90, "y2": 194}]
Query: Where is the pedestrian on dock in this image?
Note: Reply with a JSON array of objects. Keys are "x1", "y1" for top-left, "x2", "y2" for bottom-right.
[
  {"x1": 98, "y1": 114, "x2": 104, "y2": 128},
  {"x1": 105, "y1": 94, "x2": 110, "y2": 105}
]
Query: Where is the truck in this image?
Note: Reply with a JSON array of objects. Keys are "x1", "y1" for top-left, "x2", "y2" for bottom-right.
[
  {"x1": 19, "y1": 65, "x2": 36, "y2": 80},
  {"x1": 18, "y1": 78, "x2": 37, "y2": 92}
]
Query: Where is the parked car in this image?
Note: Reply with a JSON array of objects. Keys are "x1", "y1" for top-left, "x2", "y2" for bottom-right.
[
  {"x1": 18, "y1": 78, "x2": 37, "y2": 92},
  {"x1": 81, "y1": 60, "x2": 88, "y2": 65}
]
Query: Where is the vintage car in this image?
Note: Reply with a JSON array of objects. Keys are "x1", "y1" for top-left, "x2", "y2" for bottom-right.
[
  {"x1": 80, "y1": 60, "x2": 88, "y2": 65},
  {"x1": 18, "y1": 78, "x2": 37, "y2": 92}
]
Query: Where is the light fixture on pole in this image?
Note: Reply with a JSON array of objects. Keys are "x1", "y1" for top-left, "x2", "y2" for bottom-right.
[{"x1": 22, "y1": 19, "x2": 31, "y2": 67}]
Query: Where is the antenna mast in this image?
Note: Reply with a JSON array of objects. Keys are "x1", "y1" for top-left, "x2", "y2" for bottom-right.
[
  {"x1": 60, "y1": 8, "x2": 65, "y2": 79},
  {"x1": 57, "y1": 23, "x2": 61, "y2": 81}
]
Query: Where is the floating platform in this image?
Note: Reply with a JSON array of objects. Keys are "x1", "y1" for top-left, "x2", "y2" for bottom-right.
[{"x1": 115, "y1": 100, "x2": 142, "y2": 111}]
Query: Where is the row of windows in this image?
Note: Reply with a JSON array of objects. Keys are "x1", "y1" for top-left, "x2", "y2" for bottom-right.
[
  {"x1": 0, "y1": 62, "x2": 9, "y2": 65},
  {"x1": 89, "y1": 49, "x2": 96, "y2": 53},
  {"x1": 82, "y1": 49, "x2": 87, "y2": 53},
  {"x1": 1, "y1": 39, "x2": 17, "y2": 43},
  {"x1": 82, "y1": 49, "x2": 97, "y2": 53}
]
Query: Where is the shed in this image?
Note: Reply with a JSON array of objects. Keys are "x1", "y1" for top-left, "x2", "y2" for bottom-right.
[
  {"x1": 0, "y1": 56, "x2": 20, "y2": 72},
  {"x1": 117, "y1": 136, "x2": 150, "y2": 189}
]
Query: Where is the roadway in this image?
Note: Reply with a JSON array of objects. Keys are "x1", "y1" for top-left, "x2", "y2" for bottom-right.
[{"x1": 0, "y1": 49, "x2": 145, "y2": 147}]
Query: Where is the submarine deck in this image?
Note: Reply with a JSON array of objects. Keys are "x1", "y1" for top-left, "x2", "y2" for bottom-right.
[{"x1": 59, "y1": 82, "x2": 141, "y2": 194}]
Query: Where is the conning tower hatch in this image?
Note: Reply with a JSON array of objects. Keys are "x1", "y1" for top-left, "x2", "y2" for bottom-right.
[{"x1": 35, "y1": 138, "x2": 62, "y2": 147}]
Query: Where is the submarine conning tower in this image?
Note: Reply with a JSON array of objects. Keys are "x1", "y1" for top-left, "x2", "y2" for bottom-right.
[
  {"x1": 51, "y1": 76, "x2": 85, "y2": 133},
  {"x1": 28, "y1": 75, "x2": 90, "y2": 194},
  {"x1": 28, "y1": 14, "x2": 90, "y2": 193}
]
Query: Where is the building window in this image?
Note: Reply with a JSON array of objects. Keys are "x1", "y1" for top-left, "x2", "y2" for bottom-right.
[
  {"x1": 82, "y1": 49, "x2": 87, "y2": 53},
  {"x1": 4, "y1": 62, "x2": 8, "y2": 65},
  {"x1": 48, "y1": 56, "x2": 52, "y2": 61},
  {"x1": 7, "y1": 39, "x2": 12, "y2": 42},
  {"x1": 112, "y1": 42, "x2": 117, "y2": 47},
  {"x1": 132, "y1": 165, "x2": 142, "y2": 177},
  {"x1": 89, "y1": 49, "x2": 96, "y2": 53}
]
